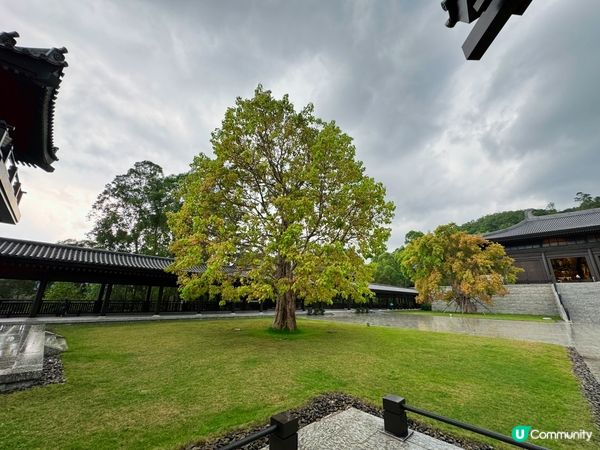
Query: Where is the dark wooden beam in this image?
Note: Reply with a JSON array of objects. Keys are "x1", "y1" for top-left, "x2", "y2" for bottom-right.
[
  {"x1": 462, "y1": 0, "x2": 532, "y2": 60},
  {"x1": 100, "y1": 284, "x2": 113, "y2": 316},
  {"x1": 94, "y1": 283, "x2": 106, "y2": 314},
  {"x1": 154, "y1": 285, "x2": 164, "y2": 315},
  {"x1": 29, "y1": 279, "x2": 48, "y2": 317}
]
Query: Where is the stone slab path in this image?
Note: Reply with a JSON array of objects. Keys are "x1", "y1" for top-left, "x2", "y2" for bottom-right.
[{"x1": 263, "y1": 408, "x2": 462, "y2": 450}]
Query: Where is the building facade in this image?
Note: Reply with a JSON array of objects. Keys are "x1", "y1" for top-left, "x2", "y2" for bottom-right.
[{"x1": 485, "y1": 208, "x2": 600, "y2": 284}]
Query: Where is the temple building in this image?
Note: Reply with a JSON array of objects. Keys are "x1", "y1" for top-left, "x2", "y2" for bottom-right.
[
  {"x1": 485, "y1": 208, "x2": 600, "y2": 283},
  {"x1": 0, "y1": 31, "x2": 68, "y2": 224}
]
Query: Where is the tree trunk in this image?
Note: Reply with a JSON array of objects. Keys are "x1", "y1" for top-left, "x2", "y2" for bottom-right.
[{"x1": 273, "y1": 290, "x2": 297, "y2": 331}]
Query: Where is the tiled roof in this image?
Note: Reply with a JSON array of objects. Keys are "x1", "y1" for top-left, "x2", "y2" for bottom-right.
[
  {"x1": 367, "y1": 283, "x2": 417, "y2": 294},
  {"x1": 0, "y1": 237, "x2": 418, "y2": 296},
  {"x1": 484, "y1": 208, "x2": 600, "y2": 241},
  {"x1": 0, "y1": 237, "x2": 175, "y2": 271}
]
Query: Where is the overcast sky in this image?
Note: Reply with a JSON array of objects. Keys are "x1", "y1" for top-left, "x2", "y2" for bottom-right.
[{"x1": 2, "y1": 0, "x2": 599, "y2": 250}]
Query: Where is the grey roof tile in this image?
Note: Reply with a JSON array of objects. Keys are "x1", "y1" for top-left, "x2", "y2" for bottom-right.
[
  {"x1": 484, "y1": 208, "x2": 600, "y2": 240},
  {"x1": 0, "y1": 237, "x2": 174, "y2": 271}
]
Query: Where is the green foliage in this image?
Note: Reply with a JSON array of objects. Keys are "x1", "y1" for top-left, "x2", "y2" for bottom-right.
[
  {"x1": 87, "y1": 161, "x2": 183, "y2": 256},
  {"x1": 404, "y1": 230, "x2": 424, "y2": 245},
  {"x1": 0, "y1": 279, "x2": 37, "y2": 299},
  {"x1": 371, "y1": 249, "x2": 412, "y2": 287},
  {"x1": 460, "y1": 191, "x2": 600, "y2": 234},
  {"x1": 168, "y1": 86, "x2": 395, "y2": 330},
  {"x1": 400, "y1": 224, "x2": 522, "y2": 312},
  {"x1": 460, "y1": 210, "x2": 525, "y2": 234},
  {"x1": 44, "y1": 282, "x2": 100, "y2": 301},
  {"x1": 570, "y1": 192, "x2": 600, "y2": 211}
]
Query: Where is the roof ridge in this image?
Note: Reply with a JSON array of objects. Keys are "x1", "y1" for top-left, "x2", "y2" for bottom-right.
[
  {"x1": 528, "y1": 206, "x2": 600, "y2": 221},
  {"x1": 0, "y1": 236, "x2": 174, "y2": 261}
]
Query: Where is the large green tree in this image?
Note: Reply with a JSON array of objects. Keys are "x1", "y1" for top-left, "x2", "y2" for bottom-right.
[
  {"x1": 371, "y1": 249, "x2": 412, "y2": 287},
  {"x1": 87, "y1": 161, "x2": 183, "y2": 256},
  {"x1": 400, "y1": 224, "x2": 522, "y2": 312},
  {"x1": 168, "y1": 86, "x2": 394, "y2": 330}
]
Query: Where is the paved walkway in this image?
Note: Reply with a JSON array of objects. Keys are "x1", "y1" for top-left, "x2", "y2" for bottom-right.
[{"x1": 262, "y1": 408, "x2": 461, "y2": 450}]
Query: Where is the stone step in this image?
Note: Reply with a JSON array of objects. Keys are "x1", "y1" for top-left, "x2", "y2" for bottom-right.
[{"x1": 556, "y1": 283, "x2": 600, "y2": 323}]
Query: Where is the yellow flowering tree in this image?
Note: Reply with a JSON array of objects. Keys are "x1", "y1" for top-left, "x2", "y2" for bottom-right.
[{"x1": 399, "y1": 224, "x2": 522, "y2": 312}]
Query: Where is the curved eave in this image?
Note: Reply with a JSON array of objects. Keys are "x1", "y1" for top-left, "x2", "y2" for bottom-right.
[{"x1": 0, "y1": 32, "x2": 67, "y2": 172}]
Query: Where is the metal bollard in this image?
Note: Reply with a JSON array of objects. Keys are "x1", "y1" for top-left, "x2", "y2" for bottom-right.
[
  {"x1": 383, "y1": 394, "x2": 409, "y2": 438},
  {"x1": 269, "y1": 412, "x2": 299, "y2": 450}
]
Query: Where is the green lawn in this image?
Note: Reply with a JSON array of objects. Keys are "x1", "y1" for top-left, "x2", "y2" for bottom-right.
[
  {"x1": 0, "y1": 318, "x2": 596, "y2": 449},
  {"x1": 395, "y1": 310, "x2": 562, "y2": 322}
]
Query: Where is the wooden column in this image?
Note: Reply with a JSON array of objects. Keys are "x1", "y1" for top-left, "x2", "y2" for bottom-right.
[
  {"x1": 94, "y1": 284, "x2": 106, "y2": 314},
  {"x1": 154, "y1": 285, "x2": 164, "y2": 315},
  {"x1": 144, "y1": 286, "x2": 152, "y2": 312},
  {"x1": 29, "y1": 279, "x2": 48, "y2": 317},
  {"x1": 541, "y1": 252, "x2": 553, "y2": 282},
  {"x1": 100, "y1": 284, "x2": 113, "y2": 316},
  {"x1": 587, "y1": 248, "x2": 600, "y2": 282}
]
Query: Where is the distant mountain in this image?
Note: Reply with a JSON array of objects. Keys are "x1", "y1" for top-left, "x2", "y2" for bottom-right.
[{"x1": 459, "y1": 192, "x2": 600, "y2": 235}]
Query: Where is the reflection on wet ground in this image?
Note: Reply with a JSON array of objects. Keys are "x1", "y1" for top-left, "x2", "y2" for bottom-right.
[
  {"x1": 307, "y1": 310, "x2": 571, "y2": 345},
  {"x1": 307, "y1": 310, "x2": 600, "y2": 381}
]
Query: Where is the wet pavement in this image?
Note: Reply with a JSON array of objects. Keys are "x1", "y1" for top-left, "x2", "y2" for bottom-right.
[
  {"x1": 307, "y1": 310, "x2": 600, "y2": 382},
  {"x1": 306, "y1": 310, "x2": 572, "y2": 345},
  {"x1": 568, "y1": 323, "x2": 600, "y2": 382}
]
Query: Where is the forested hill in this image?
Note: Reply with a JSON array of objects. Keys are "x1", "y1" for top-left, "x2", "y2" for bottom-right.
[{"x1": 460, "y1": 192, "x2": 600, "y2": 235}]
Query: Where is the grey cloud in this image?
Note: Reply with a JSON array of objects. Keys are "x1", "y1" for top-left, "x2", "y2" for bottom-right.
[{"x1": 1, "y1": 0, "x2": 598, "y2": 251}]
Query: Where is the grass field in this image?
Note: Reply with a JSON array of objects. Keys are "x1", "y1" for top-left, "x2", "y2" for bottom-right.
[
  {"x1": 0, "y1": 318, "x2": 596, "y2": 449},
  {"x1": 394, "y1": 310, "x2": 562, "y2": 322}
]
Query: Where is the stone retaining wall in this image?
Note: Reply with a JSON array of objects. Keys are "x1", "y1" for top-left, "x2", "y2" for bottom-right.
[{"x1": 432, "y1": 284, "x2": 560, "y2": 316}]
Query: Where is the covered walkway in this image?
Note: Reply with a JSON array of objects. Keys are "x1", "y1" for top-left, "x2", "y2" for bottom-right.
[{"x1": 0, "y1": 237, "x2": 418, "y2": 318}]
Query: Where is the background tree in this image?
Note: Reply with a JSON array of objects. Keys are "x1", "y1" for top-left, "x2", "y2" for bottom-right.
[
  {"x1": 44, "y1": 282, "x2": 93, "y2": 301},
  {"x1": 168, "y1": 86, "x2": 394, "y2": 331},
  {"x1": 460, "y1": 191, "x2": 600, "y2": 234},
  {"x1": 404, "y1": 230, "x2": 424, "y2": 245},
  {"x1": 574, "y1": 192, "x2": 600, "y2": 209},
  {"x1": 371, "y1": 249, "x2": 412, "y2": 287},
  {"x1": 0, "y1": 279, "x2": 36, "y2": 299},
  {"x1": 400, "y1": 224, "x2": 522, "y2": 312},
  {"x1": 87, "y1": 161, "x2": 183, "y2": 256}
]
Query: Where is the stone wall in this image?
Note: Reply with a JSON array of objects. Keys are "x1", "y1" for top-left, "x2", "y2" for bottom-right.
[{"x1": 432, "y1": 284, "x2": 560, "y2": 316}]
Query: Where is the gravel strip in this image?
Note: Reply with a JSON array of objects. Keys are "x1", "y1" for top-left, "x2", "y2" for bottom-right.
[
  {"x1": 568, "y1": 347, "x2": 600, "y2": 428},
  {"x1": 184, "y1": 392, "x2": 492, "y2": 450}
]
